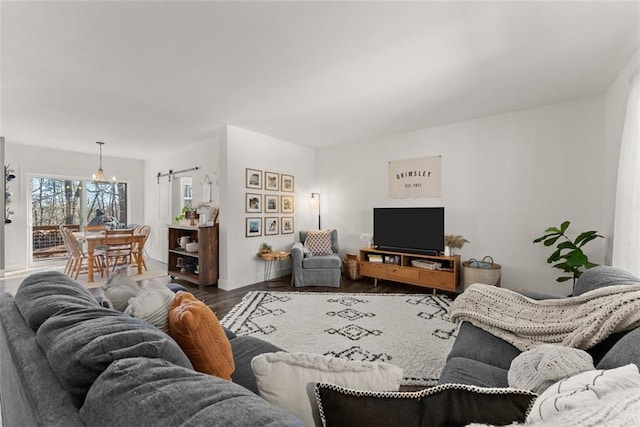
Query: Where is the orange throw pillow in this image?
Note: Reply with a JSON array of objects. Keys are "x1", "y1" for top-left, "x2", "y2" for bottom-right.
[{"x1": 168, "y1": 291, "x2": 234, "y2": 380}]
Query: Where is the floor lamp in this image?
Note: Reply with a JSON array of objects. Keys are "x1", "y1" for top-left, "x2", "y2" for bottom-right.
[{"x1": 311, "y1": 193, "x2": 321, "y2": 229}]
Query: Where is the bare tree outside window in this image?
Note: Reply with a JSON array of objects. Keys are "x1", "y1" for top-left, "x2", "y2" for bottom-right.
[{"x1": 30, "y1": 177, "x2": 127, "y2": 261}]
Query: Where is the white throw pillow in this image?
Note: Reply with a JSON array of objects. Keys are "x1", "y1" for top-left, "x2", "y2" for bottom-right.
[
  {"x1": 527, "y1": 363, "x2": 640, "y2": 423},
  {"x1": 251, "y1": 352, "x2": 403, "y2": 427},
  {"x1": 124, "y1": 280, "x2": 176, "y2": 333},
  {"x1": 102, "y1": 266, "x2": 140, "y2": 312}
]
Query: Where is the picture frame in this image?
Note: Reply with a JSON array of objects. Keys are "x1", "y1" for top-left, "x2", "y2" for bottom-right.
[
  {"x1": 264, "y1": 171, "x2": 279, "y2": 191},
  {"x1": 281, "y1": 174, "x2": 294, "y2": 192},
  {"x1": 264, "y1": 194, "x2": 279, "y2": 213},
  {"x1": 281, "y1": 195, "x2": 294, "y2": 213},
  {"x1": 281, "y1": 216, "x2": 294, "y2": 234},
  {"x1": 265, "y1": 217, "x2": 279, "y2": 235},
  {"x1": 245, "y1": 193, "x2": 262, "y2": 213},
  {"x1": 246, "y1": 217, "x2": 262, "y2": 237},
  {"x1": 246, "y1": 168, "x2": 262, "y2": 189}
]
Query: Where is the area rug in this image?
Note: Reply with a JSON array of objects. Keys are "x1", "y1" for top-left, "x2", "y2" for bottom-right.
[{"x1": 221, "y1": 291, "x2": 458, "y2": 386}]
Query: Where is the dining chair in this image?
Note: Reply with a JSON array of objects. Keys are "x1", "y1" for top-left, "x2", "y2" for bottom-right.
[
  {"x1": 60, "y1": 225, "x2": 104, "y2": 280},
  {"x1": 103, "y1": 228, "x2": 135, "y2": 274},
  {"x1": 85, "y1": 224, "x2": 106, "y2": 232},
  {"x1": 132, "y1": 224, "x2": 151, "y2": 271}
]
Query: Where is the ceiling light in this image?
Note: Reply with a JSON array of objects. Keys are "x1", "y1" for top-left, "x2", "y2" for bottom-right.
[{"x1": 92, "y1": 141, "x2": 116, "y2": 182}]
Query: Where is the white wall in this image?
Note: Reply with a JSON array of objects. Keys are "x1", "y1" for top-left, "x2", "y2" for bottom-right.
[
  {"x1": 603, "y1": 49, "x2": 640, "y2": 264},
  {"x1": 220, "y1": 125, "x2": 316, "y2": 290},
  {"x1": 317, "y1": 97, "x2": 606, "y2": 296},
  {"x1": 143, "y1": 131, "x2": 223, "y2": 269},
  {"x1": 4, "y1": 143, "x2": 145, "y2": 271}
]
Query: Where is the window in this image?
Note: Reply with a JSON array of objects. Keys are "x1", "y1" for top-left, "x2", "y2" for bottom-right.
[{"x1": 31, "y1": 177, "x2": 127, "y2": 261}]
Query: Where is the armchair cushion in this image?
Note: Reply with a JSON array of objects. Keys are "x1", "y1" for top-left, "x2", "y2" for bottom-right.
[
  {"x1": 304, "y1": 230, "x2": 334, "y2": 256},
  {"x1": 302, "y1": 256, "x2": 342, "y2": 270}
]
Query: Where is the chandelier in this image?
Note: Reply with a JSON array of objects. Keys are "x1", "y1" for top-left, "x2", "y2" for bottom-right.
[{"x1": 92, "y1": 141, "x2": 116, "y2": 182}]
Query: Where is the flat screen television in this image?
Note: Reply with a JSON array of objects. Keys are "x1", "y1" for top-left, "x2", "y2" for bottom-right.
[{"x1": 373, "y1": 207, "x2": 444, "y2": 255}]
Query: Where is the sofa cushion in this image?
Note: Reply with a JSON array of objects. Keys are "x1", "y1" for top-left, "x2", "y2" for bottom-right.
[
  {"x1": 528, "y1": 364, "x2": 640, "y2": 423},
  {"x1": 302, "y1": 254, "x2": 342, "y2": 269},
  {"x1": 508, "y1": 344, "x2": 594, "y2": 393},
  {"x1": 315, "y1": 382, "x2": 536, "y2": 427},
  {"x1": 251, "y1": 351, "x2": 403, "y2": 427},
  {"x1": 124, "y1": 280, "x2": 175, "y2": 333},
  {"x1": 446, "y1": 321, "x2": 520, "y2": 370},
  {"x1": 80, "y1": 357, "x2": 304, "y2": 427},
  {"x1": 14, "y1": 271, "x2": 100, "y2": 330},
  {"x1": 304, "y1": 230, "x2": 334, "y2": 256},
  {"x1": 168, "y1": 291, "x2": 235, "y2": 380},
  {"x1": 438, "y1": 357, "x2": 509, "y2": 388},
  {"x1": 230, "y1": 336, "x2": 284, "y2": 394},
  {"x1": 596, "y1": 327, "x2": 640, "y2": 370},
  {"x1": 36, "y1": 306, "x2": 193, "y2": 408},
  {"x1": 102, "y1": 266, "x2": 141, "y2": 311},
  {"x1": 573, "y1": 265, "x2": 640, "y2": 296}
]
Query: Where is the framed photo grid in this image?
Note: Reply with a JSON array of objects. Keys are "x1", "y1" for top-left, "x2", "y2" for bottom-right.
[{"x1": 244, "y1": 168, "x2": 295, "y2": 237}]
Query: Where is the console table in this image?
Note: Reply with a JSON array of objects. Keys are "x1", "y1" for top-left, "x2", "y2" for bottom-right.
[{"x1": 358, "y1": 247, "x2": 460, "y2": 293}]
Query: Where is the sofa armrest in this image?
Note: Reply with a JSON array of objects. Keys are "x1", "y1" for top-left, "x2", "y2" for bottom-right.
[{"x1": 292, "y1": 242, "x2": 305, "y2": 268}]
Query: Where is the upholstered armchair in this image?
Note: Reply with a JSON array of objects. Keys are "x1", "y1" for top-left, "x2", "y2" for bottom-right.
[{"x1": 291, "y1": 229, "x2": 342, "y2": 287}]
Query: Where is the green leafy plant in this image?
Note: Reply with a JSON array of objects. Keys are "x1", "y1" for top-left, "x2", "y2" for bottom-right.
[
  {"x1": 260, "y1": 242, "x2": 272, "y2": 253},
  {"x1": 174, "y1": 205, "x2": 191, "y2": 223},
  {"x1": 533, "y1": 220, "x2": 603, "y2": 284}
]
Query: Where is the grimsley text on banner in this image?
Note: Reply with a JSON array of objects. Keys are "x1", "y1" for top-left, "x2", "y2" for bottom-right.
[{"x1": 388, "y1": 155, "x2": 441, "y2": 198}]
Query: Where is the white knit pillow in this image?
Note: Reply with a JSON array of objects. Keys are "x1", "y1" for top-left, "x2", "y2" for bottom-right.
[
  {"x1": 124, "y1": 280, "x2": 176, "y2": 333},
  {"x1": 508, "y1": 344, "x2": 594, "y2": 393},
  {"x1": 251, "y1": 352, "x2": 403, "y2": 427},
  {"x1": 527, "y1": 363, "x2": 640, "y2": 423},
  {"x1": 304, "y1": 230, "x2": 333, "y2": 256}
]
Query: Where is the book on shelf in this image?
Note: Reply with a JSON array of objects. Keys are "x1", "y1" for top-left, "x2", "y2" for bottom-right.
[{"x1": 368, "y1": 254, "x2": 383, "y2": 263}]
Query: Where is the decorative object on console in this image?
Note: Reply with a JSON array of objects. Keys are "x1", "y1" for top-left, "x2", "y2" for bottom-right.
[
  {"x1": 444, "y1": 234, "x2": 469, "y2": 256},
  {"x1": 533, "y1": 220, "x2": 603, "y2": 285}
]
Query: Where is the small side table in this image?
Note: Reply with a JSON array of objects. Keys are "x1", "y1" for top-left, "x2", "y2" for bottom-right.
[{"x1": 258, "y1": 251, "x2": 291, "y2": 287}]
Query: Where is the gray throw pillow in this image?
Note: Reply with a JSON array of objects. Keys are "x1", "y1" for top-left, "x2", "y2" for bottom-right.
[
  {"x1": 36, "y1": 306, "x2": 192, "y2": 408},
  {"x1": 14, "y1": 271, "x2": 100, "y2": 330},
  {"x1": 573, "y1": 266, "x2": 640, "y2": 296},
  {"x1": 80, "y1": 357, "x2": 305, "y2": 427}
]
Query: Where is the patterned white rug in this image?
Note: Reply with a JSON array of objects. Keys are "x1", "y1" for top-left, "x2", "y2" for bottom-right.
[{"x1": 222, "y1": 291, "x2": 458, "y2": 386}]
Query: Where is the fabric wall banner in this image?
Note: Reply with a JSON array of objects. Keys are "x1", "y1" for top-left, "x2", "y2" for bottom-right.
[{"x1": 388, "y1": 155, "x2": 441, "y2": 198}]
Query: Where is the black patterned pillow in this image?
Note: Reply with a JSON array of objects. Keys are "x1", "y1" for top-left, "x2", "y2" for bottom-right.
[
  {"x1": 315, "y1": 382, "x2": 536, "y2": 427},
  {"x1": 304, "y1": 230, "x2": 333, "y2": 256}
]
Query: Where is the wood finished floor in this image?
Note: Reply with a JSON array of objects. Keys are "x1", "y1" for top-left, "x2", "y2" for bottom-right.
[{"x1": 176, "y1": 275, "x2": 458, "y2": 319}]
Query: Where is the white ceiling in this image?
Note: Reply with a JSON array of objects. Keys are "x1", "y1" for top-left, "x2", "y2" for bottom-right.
[{"x1": 2, "y1": 1, "x2": 639, "y2": 160}]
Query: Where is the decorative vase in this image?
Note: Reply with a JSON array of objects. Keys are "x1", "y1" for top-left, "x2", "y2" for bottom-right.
[{"x1": 444, "y1": 246, "x2": 451, "y2": 256}]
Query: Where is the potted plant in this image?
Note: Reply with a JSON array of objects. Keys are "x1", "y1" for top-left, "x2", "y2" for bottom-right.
[
  {"x1": 533, "y1": 220, "x2": 603, "y2": 285},
  {"x1": 260, "y1": 242, "x2": 272, "y2": 254}
]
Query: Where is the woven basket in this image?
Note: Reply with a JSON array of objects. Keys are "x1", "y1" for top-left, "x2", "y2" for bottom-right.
[
  {"x1": 343, "y1": 253, "x2": 362, "y2": 280},
  {"x1": 463, "y1": 256, "x2": 501, "y2": 289}
]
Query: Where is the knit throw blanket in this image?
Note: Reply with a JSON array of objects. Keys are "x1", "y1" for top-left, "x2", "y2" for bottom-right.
[{"x1": 449, "y1": 283, "x2": 640, "y2": 351}]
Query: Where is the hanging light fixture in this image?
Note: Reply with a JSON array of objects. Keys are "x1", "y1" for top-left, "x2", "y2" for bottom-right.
[{"x1": 92, "y1": 141, "x2": 116, "y2": 182}]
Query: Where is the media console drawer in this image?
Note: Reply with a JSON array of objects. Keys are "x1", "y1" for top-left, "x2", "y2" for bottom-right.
[
  {"x1": 359, "y1": 262, "x2": 387, "y2": 279},
  {"x1": 388, "y1": 266, "x2": 419, "y2": 283},
  {"x1": 418, "y1": 269, "x2": 455, "y2": 290}
]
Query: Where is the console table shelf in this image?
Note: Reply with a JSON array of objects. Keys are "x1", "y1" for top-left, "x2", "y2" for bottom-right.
[
  {"x1": 168, "y1": 225, "x2": 218, "y2": 290},
  {"x1": 358, "y1": 248, "x2": 460, "y2": 293}
]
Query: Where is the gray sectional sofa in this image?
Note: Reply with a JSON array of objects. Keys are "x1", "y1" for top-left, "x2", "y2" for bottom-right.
[
  {"x1": 0, "y1": 272, "x2": 303, "y2": 426},
  {"x1": 439, "y1": 266, "x2": 640, "y2": 387}
]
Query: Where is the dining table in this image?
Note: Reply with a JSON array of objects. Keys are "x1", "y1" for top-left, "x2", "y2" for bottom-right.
[{"x1": 80, "y1": 232, "x2": 145, "y2": 283}]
